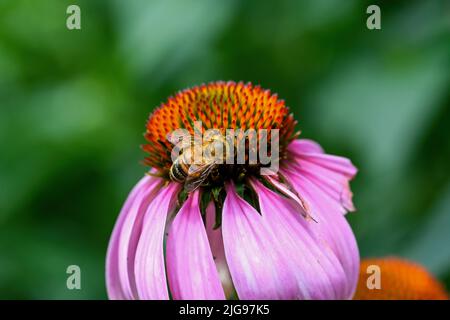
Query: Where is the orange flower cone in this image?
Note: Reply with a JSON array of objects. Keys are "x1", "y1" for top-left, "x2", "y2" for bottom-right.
[{"x1": 354, "y1": 257, "x2": 448, "y2": 300}]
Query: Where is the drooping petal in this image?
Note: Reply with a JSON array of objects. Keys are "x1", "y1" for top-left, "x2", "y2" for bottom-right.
[
  {"x1": 166, "y1": 191, "x2": 225, "y2": 300},
  {"x1": 287, "y1": 138, "x2": 324, "y2": 155},
  {"x1": 222, "y1": 182, "x2": 310, "y2": 299},
  {"x1": 277, "y1": 139, "x2": 360, "y2": 298},
  {"x1": 281, "y1": 166, "x2": 360, "y2": 298},
  {"x1": 250, "y1": 178, "x2": 350, "y2": 299},
  {"x1": 106, "y1": 175, "x2": 151, "y2": 299},
  {"x1": 288, "y1": 160, "x2": 355, "y2": 213},
  {"x1": 205, "y1": 201, "x2": 234, "y2": 298},
  {"x1": 297, "y1": 153, "x2": 357, "y2": 179},
  {"x1": 117, "y1": 179, "x2": 163, "y2": 300},
  {"x1": 134, "y1": 182, "x2": 180, "y2": 300},
  {"x1": 286, "y1": 139, "x2": 357, "y2": 213},
  {"x1": 264, "y1": 174, "x2": 315, "y2": 220},
  {"x1": 106, "y1": 174, "x2": 162, "y2": 300}
]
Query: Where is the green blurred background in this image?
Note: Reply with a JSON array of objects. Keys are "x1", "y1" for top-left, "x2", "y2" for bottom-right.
[{"x1": 0, "y1": 0, "x2": 449, "y2": 299}]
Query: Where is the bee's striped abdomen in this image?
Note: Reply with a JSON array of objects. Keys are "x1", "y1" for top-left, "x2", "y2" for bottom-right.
[{"x1": 169, "y1": 157, "x2": 189, "y2": 183}]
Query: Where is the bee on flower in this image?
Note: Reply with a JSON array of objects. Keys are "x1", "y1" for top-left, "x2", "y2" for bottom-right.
[{"x1": 106, "y1": 81, "x2": 359, "y2": 300}]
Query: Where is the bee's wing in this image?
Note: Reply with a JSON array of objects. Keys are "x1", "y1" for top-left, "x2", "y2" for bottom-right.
[
  {"x1": 187, "y1": 163, "x2": 202, "y2": 175},
  {"x1": 185, "y1": 162, "x2": 216, "y2": 192}
]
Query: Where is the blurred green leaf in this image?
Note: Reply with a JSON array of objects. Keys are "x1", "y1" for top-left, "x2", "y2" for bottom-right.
[
  {"x1": 112, "y1": 0, "x2": 236, "y2": 84},
  {"x1": 403, "y1": 182, "x2": 450, "y2": 276}
]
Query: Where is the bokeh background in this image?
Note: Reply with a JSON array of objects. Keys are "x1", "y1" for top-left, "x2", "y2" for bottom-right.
[{"x1": 0, "y1": 0, "x2": 449, "y2": 299}]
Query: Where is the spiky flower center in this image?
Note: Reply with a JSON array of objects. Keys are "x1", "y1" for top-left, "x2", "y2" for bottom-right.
[{"x1": 143, "y1": 81, "x2": 298, "y2": 183}]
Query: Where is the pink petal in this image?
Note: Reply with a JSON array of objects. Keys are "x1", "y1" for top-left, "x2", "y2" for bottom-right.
[
  {"x1": 166, "y1": 191, "x2": 225, "y2": 300},
  {"x1": 287, "y1": 138, "x2": 357, "y2": 178},
  {"x1": 117, "y1": 179, "x2": 163, "y2": 299},
  {"x1": 281, "y1": 167, "x2": 360, "y2": 298},
  {"x1": 288, "y1": 160, "x2": 355, "y2": 213},
  {"x1": 297, "y1": 153, "x2": 357, "y2": 179},
  {"x1": 250, "y1": 178, "x2": 350, "y2": 299},
  {"x1": 106, "y1": 175, "x2": 162, "y2": 300},
  {"x1": 205, "y1": 201, "x2": 234, "y2": 298},
  {"x1": 286, "y1": 139, "x2": 357, "y2": 213},
  {"x1": 287, "y1": 139, "x2": 324, "y2": 155},
  {"x1": 222, "y1": 182, "x2": 309, "y2": 299},
  {"x1": 134, "y1": 182, "x2": 180, "y2": 300},
  {"x1": 264, "y1": 174, "x2": 316, "y2": 220}
]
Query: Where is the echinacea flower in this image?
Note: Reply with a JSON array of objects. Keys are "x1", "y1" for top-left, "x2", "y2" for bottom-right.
[
  {"x1": 354, "y1": 257, "x2": 448, "y2": 300},
  {"x1": 106, "y1": 81, "x2": 359, "y2": 300}
]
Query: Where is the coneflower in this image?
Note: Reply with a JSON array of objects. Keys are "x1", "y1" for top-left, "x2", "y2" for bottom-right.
[{"x1": 106, "y1": 81, "x2": 359, "y2": 300}]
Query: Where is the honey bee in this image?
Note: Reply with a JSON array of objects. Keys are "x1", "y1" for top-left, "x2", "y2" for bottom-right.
[{"x1": 169, "y1": 133, "x2": 229, "y2": 192}]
